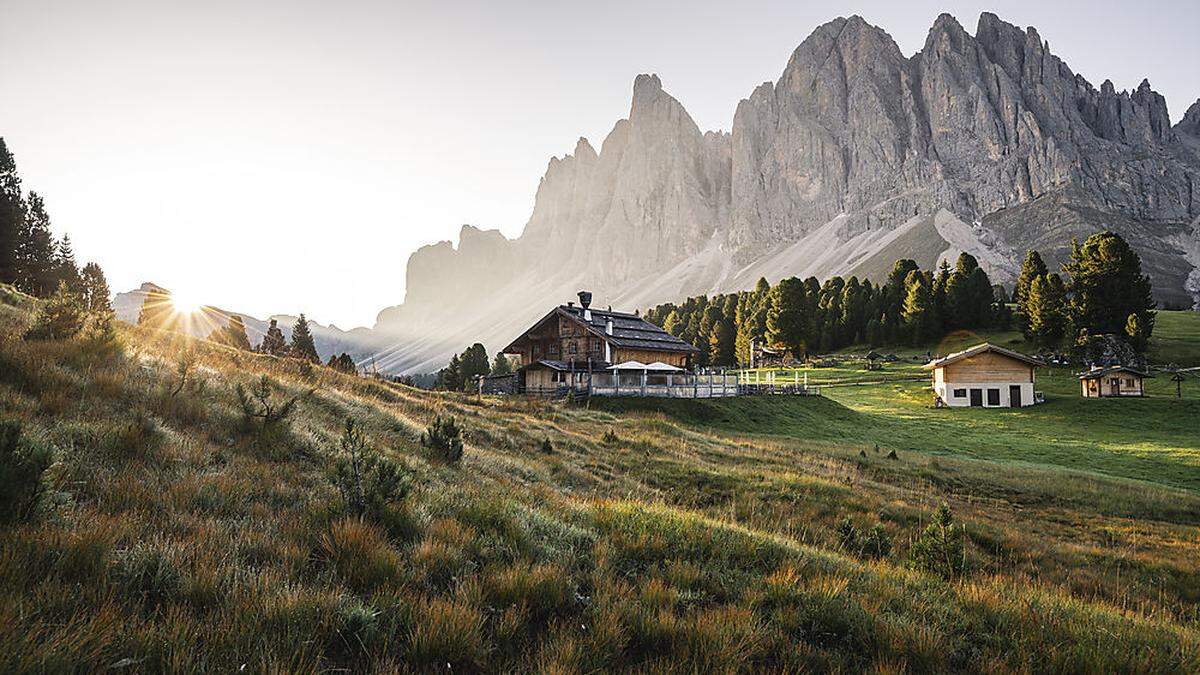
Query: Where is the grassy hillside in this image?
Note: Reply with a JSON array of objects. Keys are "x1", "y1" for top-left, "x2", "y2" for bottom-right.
[{"x1": 2, "y1": 287, "x2": 1198, "y2": 672}]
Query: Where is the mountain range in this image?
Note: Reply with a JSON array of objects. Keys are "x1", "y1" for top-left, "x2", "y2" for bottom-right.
[{"x1": 124, "y1": 12, "x2": 1200, "y2": 373}]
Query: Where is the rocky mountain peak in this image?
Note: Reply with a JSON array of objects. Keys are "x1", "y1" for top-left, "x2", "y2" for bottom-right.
[{"x1": 371, "y1": 10, "x2": 1200, "y2": 374}]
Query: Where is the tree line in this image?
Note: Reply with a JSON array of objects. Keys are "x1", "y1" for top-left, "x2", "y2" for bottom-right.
[
  {"x1": 644, "y1": 252, "x2": 1007, "y2": 367},
  {"x1": 0, "y1": 138, "x2": 112, "y2": 314},
  {"x1": 434, "y1": 342, "x2": 514, "y2": 391},
  {"x1": 643, "y1": 230, "x2": 1155, "y2": 366}
]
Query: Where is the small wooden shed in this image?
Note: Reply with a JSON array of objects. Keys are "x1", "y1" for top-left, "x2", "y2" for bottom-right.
[
  {"x1": 924, "y1": 343, "x2": 1042, "y2": 408},
  {"x1": 1079, "y1": 365, "x2": 1152, "y2": 398}
]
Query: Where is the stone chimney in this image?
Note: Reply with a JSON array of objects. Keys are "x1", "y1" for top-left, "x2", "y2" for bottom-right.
[{"x1": 578, "y1": 290, "x2": 592, "y2": 321}]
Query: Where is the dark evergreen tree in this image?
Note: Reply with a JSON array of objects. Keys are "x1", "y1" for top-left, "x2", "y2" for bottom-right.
[
  {"x1": 15, "y1": 192, "x2": 57, "y2": 296},
  {"x1": 1025, "y1": 273, "x2": 1065, "y2": 346},
  {"x1": 490, "y1": 352, "x2": 513, "y2": 376},
  {"x1": 1063, "y1": 232, "x2": 1155, "y2": 345},
  {"x1": 766, "y1": 277, "x2": 808, "y2": 358},
  {"x1": 708, "y1": 311, "x2": 736, "y2": 367},
  {"x1": 79, "y1": 262, "x2": 112, "y2": 314},
  {"x1": 0, "y1": 138, "x2": 23, "y2": 285},
  {"x1": 1013, "y1": 250, "x2": 1047, "y2": 308},
  {"x1": 290, "y1": 314, "x2": 320, "y2": 362},
  {"x1": 902, "y1": 270, "x2": 935, "y2": 345},
  {"x1": 459, "y1": 343, "x2": 490, "y2": 389},
  {"x1": 437, "y1": 353, "x2": 463, "y2": 390},
  {"x1": 54, "y1": 234, "x2": 81, "y2": 292},
  {"x1": 259, "y1": 318, "x2": 288, "y2": 355}
]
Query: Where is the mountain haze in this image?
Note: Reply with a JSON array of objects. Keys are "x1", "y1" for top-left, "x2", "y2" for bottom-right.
[{"x1": 382, "y1": 12, "x2": 1199, "y2": 373}]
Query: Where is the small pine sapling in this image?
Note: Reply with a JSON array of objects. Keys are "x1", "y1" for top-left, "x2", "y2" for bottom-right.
[
  {"x1": 420, "y1": 415, "x2": 464, "y2": 464},
  {"x1": 909, "y1": 503, "x2": 965, "y2": 579}
]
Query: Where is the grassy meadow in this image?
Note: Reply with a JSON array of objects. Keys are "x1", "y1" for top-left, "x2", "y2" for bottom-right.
[{"x1": 2, "y1": 286, "x2": 1199, "y2": 672}]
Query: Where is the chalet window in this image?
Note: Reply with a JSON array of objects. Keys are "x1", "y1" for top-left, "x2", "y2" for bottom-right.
[
  {"x1": 552, "y1": 371, "x2": 566, "y2": 383},
  {"x1": 548, "y1": 343, "x2": 559, "y2": 356},
  {"x1": 952, "y1": 388, "x2": 967, "y2": 398},
  {"x1": 986, "y1": 388, "x2": 1000, "y2": 406},
  {"x1": 533, "y1": 344, "x2": 541, "y2": 357},
  {"x1": 568, "y1": 343, "x2": 578, "y2": 355},
  {"x1": 1110, "y1": 378, "x2": 1120, "y2": 386},
  {"x1": 590, "y1": 340, "x2": 601, "y2": 353}
]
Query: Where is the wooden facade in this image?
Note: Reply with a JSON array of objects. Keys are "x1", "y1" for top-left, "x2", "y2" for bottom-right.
[
  {"x1": 1079, "y1": 366, "x2": 1150, "y2": 397},
  {"x1": 500, "y1": 292, "x2": 699, "y2": 395},
  {"x1": 925, "y1": 343, "x2": 1041, "y2": 408}
]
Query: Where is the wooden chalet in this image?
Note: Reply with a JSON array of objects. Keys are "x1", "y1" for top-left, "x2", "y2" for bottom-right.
[
  {"x1": 500, "y1": 291, "x2": 701, "y2": 395},
  {"x1": 1079, "y1": 365, "x2": 1152, "y2": 398},
  {"x1": 924, "y1": 343, "x2": 1042, "y2": 408}
]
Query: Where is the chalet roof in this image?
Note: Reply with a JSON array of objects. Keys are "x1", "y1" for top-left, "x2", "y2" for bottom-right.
[
  {"x1": 1079, "y1": 365, "x2": 1153, "y2": 380},
  {"x1": 923, "y1": 343, "x2": 1043, "y2": 370},
  {"x1": 524, "y1": 359, "x2": 570, "y2": 371},
  {"x1": 502, "y1": 304, "x2": 700, "y2": 355}
]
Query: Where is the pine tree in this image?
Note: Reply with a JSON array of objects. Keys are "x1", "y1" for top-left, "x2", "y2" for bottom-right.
[
  {"x1": 1063, "y1": 232, "x2": 1155, "y2": 344},
  {"x1": 437, "y1": 354, "x2": 463, "y2": 391},
  {"x1": 0, "y1": 138, "x2": 23, "y2": 285},
  {"x1": 662, "y1": 310, "x2": 683, "y2": 337},
  {"x1": 1125, "y1": 313, "x2": 1151, "y2": 353},
  {"x1": 902, "y1": 270, "x2": 935, "y2": 345},
  {"x1": 1013, "y1": 250, "x2": 1048, "y2": 307},
  {"x1": 258, "y1": 318, "x2": 288, "y2": 355},
  {"x1": 459, "y1": 343, "x2": 490, "y2": 389},
  {"x1": 708, "y1": 313, "x2": 736, "y2": 367},
  {"x1": 15, "y1": 193, "x2": 58, "y2": 296},
  {"x1": 1025, "y1": 274, "x2": 1065, "y2": 346},
  {"x1": 766, "y1": 277, "x2": 808, "y2": 358},
  {"x1": 290, "y1": 314, "x2": 320, "y2": 362},
  {"x1": 79, "y1": 262, "x2": 112, "y2": 314},
  {"x1": 490, "y1": 352, "x2": 513, "y2": 376}
]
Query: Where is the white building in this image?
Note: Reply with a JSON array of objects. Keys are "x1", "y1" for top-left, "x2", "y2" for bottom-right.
[{"x1": 924, "y1": 343, "x2": 1042, "y2": 408}]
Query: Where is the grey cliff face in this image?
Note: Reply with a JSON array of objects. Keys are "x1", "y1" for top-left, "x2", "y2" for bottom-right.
[{"x1": 373, "y1": 11, "x2": 1200, "y2": 374}]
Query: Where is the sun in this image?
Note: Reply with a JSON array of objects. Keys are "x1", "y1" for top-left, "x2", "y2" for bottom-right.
[{"x1": 170, "y1": 289, "x2": 204, "y2": 315}]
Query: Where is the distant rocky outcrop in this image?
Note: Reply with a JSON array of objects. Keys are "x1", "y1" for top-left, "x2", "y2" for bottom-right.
[{"x1": 371, "y1": 11, "x2": 1198, "y2": 373}]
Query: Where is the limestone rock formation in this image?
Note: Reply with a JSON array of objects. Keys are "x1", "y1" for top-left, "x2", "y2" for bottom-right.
[{"x1": 371, "y1": 11, "x2": 1198, "y2": 374}]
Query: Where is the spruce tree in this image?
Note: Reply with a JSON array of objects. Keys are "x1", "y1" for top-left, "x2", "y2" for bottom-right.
[
  {"x1": 290, "y1": 314, "x2": 320, "y2": 362},
  {"x1": 0, "y1": 138, "x2": 23, "y2": 285},
  {"x1": 54, "y1": 234, "x2": 81, "y2": 292},
  {"x1": 708, "y1": 314, "x2": 736, "y2": 367}
]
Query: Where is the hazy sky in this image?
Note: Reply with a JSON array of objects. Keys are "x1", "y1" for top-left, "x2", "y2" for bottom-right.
[{"x1": 2, "y1": 0, "x2": 1197, "y2": 328}]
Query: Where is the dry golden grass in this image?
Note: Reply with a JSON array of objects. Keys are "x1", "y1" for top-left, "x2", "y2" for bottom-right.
[{"x1": 0, "y1": 287, "x2": 1197, "y2": 672}]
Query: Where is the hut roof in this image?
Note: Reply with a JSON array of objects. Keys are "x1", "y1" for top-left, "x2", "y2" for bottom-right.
[{"x1": 923, "y1": 343, "x2": 1043, "y2": 370}]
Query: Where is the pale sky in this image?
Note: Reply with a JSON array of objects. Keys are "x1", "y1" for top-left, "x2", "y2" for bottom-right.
[{"x1": 2, "y1": 0, "x2": 1196, "y2": 328}]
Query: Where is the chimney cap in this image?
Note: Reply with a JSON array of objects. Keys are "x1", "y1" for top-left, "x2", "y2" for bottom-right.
[{"x1": 577, "y1": 290, "x2": 592, "y2": 309}]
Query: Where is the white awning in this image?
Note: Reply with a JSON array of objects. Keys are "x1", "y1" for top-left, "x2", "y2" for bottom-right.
[{"x1": 608, "y1": 360, "x2": 682, "y2": 372}]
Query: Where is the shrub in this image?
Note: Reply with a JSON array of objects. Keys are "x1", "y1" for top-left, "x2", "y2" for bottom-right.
[
  {"x1": 602, "y1": 429, "x2": 619, "y2": 444},
  {"x1": 834, "y1": 517, "x2": 891, "y2": 560},
  {"x1": 540, "y1": 437, "x2": 554, "y2": 454},
  {"x1": 329, "y1": 417, "x2": 413, "y2": 521},
  {"x1": 0, "y1": 420, "x2": 54, "y2": 524},
  {"x1": 235, "y1": 375, "x2": 305, "y2": 445},
  {"x1": 22, "y1": 282, "x2": 85, "y2": 341},
  {"x1": 170, "y1": 348, "x2": 197, "y2": 396},
  {"x1": 909, "y1": 503, "x2": 965, "y2": 579},
  {"x1": 421, "y1": 415, "x2": 464, "y2": 464}
]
